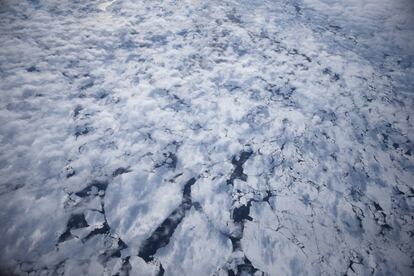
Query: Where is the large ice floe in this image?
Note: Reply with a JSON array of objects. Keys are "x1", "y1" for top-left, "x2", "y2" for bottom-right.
[{"x1": 0, "y1": 0, "x2": 413, "y2": 275}]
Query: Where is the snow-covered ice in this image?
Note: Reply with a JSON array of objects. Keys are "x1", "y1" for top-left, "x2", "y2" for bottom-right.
[{"x1": 0, "y1": 0, "x2": 413, "y2": 275}]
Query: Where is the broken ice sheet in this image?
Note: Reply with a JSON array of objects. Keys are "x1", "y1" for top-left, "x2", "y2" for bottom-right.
[{"x1": 0, "y1": 0, "x2": 413, "y2": 275}]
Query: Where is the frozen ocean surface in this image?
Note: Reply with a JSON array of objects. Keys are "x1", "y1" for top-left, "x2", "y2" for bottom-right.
[{"x1": 0, "y1": 0, "x2": 413, "y2": 275}]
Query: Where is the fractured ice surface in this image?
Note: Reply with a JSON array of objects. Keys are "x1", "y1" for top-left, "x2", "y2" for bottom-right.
[{"x1": 0, "y1": 0, "x2": 413, "y2": 275}]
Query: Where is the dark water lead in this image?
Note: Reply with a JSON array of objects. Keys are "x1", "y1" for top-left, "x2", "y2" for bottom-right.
[
  {"x1": 57, "y1": 213, "x2": 89, "y2": 243},
  {"x1": 227, "y1": 150, "x2": 253, "y2": 186},
  {"x1": 138, "y1": 177, "x2": 197, "y2": 262}
]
